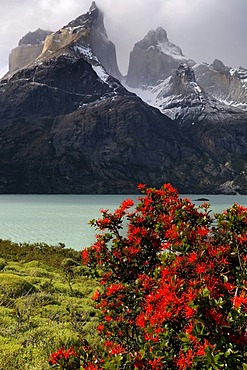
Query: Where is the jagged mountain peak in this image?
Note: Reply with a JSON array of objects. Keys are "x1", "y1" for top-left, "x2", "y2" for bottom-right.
[
  {"x1": 138, "y1": 61, "x2": 246, "y2": 126},
  {"x1": 18, "y1": 28, "x2": 52, "y2": 46},
  {"x1": 4, "y1": 2, "x2": 123, "y2": 81},
  {"x1": 2, "y1": 6, "x2": 247, "y2": 195},
  {"x1": 126, "y1": 27, "x2": 193, "y2": 88},
  {"x1": 65, "y1": 1, "x2": 106, "y2": 36},
  {"x1": 6, "y1": 2, "x2": 122, "y2": 81},
  {"x1": 193, "y1": 60, "x2": 247, "y2": 109},
  {"x1": 89, "y1": 1, "x2": 98, "y2": 11},
  {"x1": 150, "y1": 63, "x2": 207, "y2": 121},
  {"x1": 210, "y1": 59, "x2": 230, "y2": 75},
  {"x1": 137, "y1": 27, "x2": 184, "y2": 58},
  {"x1": 146, "y1": 27, "x2": 168, "y2": 43},
  {"x1": 7, "y1": 28, "x2": 52, "y2": 74}
]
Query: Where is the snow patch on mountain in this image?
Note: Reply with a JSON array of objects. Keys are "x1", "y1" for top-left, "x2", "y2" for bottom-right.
[
  {"x1": 72, "y1": 44, "x2": 111, "y2": 84},
  {"x1": 157, "y1": 40, "x2": 186, "y2": 60},
  {"x1": 73, "y1": 44, "x2": 97, "y2": 61},
  {"x1": 92, "y1": 65, "x2": 109, "y2": 83},
  {"x1": 126, "y1": 64, "x2": 207, "y2": 120}
]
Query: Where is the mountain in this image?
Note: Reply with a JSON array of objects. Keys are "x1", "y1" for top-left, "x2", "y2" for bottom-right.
[
  {"x1": 126, "y1": 27, "x2": 195, "y2": 88},
  {"x1": 7, "y1": 1, "x2": 122, "y2": 83},
  {"x1": 194, "y1": 59, "x2": 247, "y2": 109},
  {"x1": 8, "y1": 28, "x2": 52, "y2": 74},
  {"x1": 125, "y1": 31, "x2": 247, "y2": 195},
  {"x1": 0, "y1": 2, "x2": 212, "y2": 194},
  {"x1": 1, "y1": 51, "x2": 219, "y2": 194},
  {"x1": 1, "y1": 2, "x2": 247, "y2": 194},
  {"x1": 125, "y1": 29, "x2": 247, "y2": 120}
]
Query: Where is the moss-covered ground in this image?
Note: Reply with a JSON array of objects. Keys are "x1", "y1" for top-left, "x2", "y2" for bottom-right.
[{"x1": 0, "y1": 239, "x2": 100, "y2": 370}]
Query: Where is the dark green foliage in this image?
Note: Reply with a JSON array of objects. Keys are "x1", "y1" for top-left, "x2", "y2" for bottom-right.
[{"x1": 0, "y1": 239, "x2": 81, "y2": 267}]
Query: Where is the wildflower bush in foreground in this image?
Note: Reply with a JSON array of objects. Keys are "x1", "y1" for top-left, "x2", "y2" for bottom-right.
[{"x1": 49, "y1": 184, "x2": 247, "y2": 369}]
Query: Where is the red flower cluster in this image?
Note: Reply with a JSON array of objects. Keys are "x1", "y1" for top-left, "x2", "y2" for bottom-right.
[
  {"x1": 49, "y1": 347, "x2": 76, "y2": 366},
  {"x1": 50, "y1": 184, "x2": 247, "y2": 369}
]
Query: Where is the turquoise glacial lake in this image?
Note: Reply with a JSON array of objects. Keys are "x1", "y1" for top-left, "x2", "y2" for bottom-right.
[{"x1": 0, "y1": 194, "x2": 246, "y2": 251}]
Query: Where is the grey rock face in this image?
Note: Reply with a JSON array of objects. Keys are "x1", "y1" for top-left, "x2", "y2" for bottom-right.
[
  {"x1": 194, "y1": 61, "x2": 247, "y2": 109},
  {"x1": 210, "y1": 59, "x2": 230, "y2": 75},
  {"x1": 18, "y1": 28, "x2": 52, "y2": 46},
  {"x1": 1, "y1": 55, "x2": 121, "y2": 119},
  {"x1": 1, "y1": 51, "x2": 247, "y2": 194},
  {"x1": 126, "y1": 27, "x2": 194, "y2": 88},
  {"x1": 62, "y1": 1, "x2": 122, "y2": 81}
]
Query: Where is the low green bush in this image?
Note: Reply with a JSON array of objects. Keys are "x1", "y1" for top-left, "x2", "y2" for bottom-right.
[
  {"x1": 0, "y1": 258, "x2": 7, "y2": 270},
  {"x1": 0, "y1": 273, "x2": 36, "y2": 298}
]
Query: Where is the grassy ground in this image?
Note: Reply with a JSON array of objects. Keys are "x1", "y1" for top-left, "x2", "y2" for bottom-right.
[{"x1": 0, "y1": 240, "x2": 100, "y2": 370}]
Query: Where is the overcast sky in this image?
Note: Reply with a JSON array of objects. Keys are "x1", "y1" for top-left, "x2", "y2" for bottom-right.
[{"x1": 1, "y1": 0, "x2": 247, "y2": 77}]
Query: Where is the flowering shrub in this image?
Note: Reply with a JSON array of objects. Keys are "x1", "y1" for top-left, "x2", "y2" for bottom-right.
[{"x1": 49, "y1": 184, "x2": 247, "y2": 369}]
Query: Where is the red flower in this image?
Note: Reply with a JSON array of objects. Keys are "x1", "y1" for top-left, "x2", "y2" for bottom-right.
[
  {"x1": 136, "y1": 313, "x2": 145, "y2": 328},
  {"x1": 92, "y1": 289, "x2": 100, "y2": 301},
  {"x1": 184, "y1": 305, "x2": 196, "y2": 319},
  {"x1": 106, "y1": 283, "x2": 124, "y2": 295},
  {"x1": 48, "y1": 347, "x2": 76, "y2": 365},
  {"x1": 137, "y1": 183, "x2": 146, "y2": 191},
  {"x1": 232, "y1": 291, "x2": 247, "y2": 308},
  {"x1": 81, "y1": 249, "x2": 89, "y2": 264},
  {"x1": 121, "y1": 198, "x2": 134, "y2": 209},
  {"x1": 84, "y1": 364, "x2": 102, "y2": 370},
  {"x1": 97, "y1": 323, "x2": 104, "y2": 332},
  {"x1": 148, "y1": 357, "x2": 163, "y2": 369},
  {"x1": 176, "y1": 349, "x2": 193, "y2": 370},
  {"x1": 196, "y1": 339, "x2": 213, "y2": 357},
  {"x1": 195, "y1": 263, "x2": 206, "y2": 275}
]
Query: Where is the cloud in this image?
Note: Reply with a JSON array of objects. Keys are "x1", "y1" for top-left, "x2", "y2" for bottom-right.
[
  {"x1": 96, "y1": 0, "x2": 247, "y2": 72},
  {"x1": 0, "y1": 0, "x2": 247, "y2": 77}
]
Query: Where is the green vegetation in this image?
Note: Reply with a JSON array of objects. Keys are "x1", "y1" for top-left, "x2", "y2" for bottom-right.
[{"x1": 0, "y1": 240, "x2": 100, "y2": 370}]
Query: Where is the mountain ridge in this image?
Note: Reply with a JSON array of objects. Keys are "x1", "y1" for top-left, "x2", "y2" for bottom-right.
[{"x1": 1, "y1": 2, "x2": 247, "y2": 194}]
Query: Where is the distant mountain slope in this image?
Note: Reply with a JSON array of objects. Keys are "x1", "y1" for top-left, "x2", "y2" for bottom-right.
[{"x1": 194, "y1": 60, "x2": 247, "y2": 109}]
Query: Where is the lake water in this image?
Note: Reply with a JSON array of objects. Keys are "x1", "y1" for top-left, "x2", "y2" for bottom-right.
[{"x1": 0, "y1": 194, "x2": 247, "y2": 251}]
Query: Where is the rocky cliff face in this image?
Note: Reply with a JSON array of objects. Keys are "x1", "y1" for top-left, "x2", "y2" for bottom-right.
[
  {"x1": 8, "y1": 2, "x2": 122, "y2": 82},
  {"x1": 38, "y1": 1, "x2": 122, "y2": 81},
  {"x1": 8, "y1": 29, "x2": 52, "y2": 73},
  {"x1": 194, "y1": 60, "x2": 247, "y2": 109}
]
